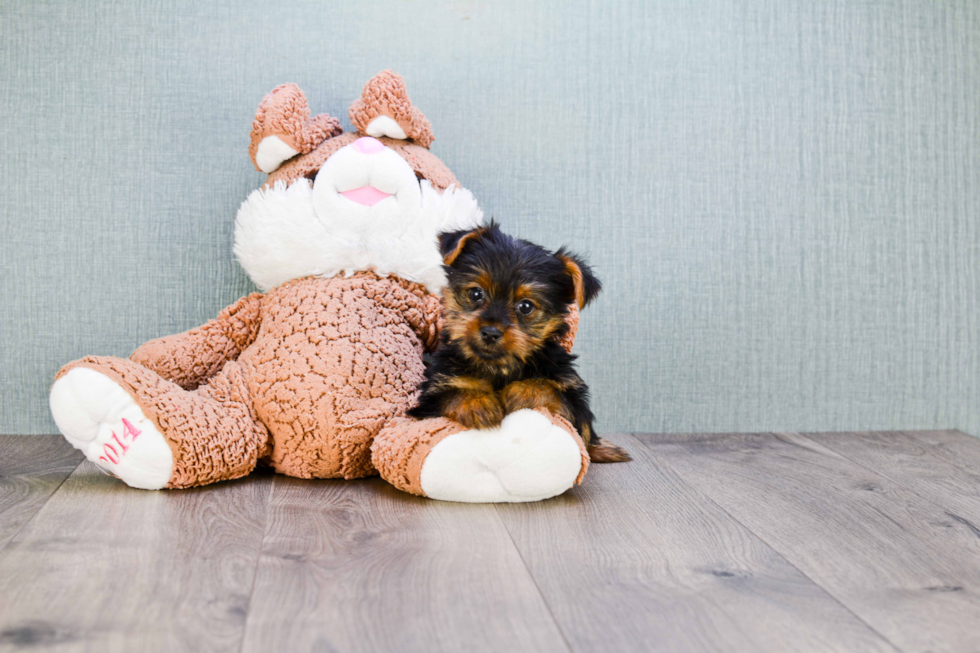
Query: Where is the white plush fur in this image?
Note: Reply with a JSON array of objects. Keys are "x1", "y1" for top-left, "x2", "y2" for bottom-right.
[
  {"x1": 419, "y1": 410, "x2": 583, "y2": 503},
  {"x1": 311, "y1": 140, "x2": 425, "y2": 244},
  {"x1": 50, "y1": 368, "x2": 173, "y2": 490},
  {"x1": 254, "y1": 135, "x2": 299, "y2": 174},
  {"x1": 235, "y1": 146, "x2": 483, "y2": 293},
  {"x1": 365, "y1": 115, "x2": 408, "y2": 140}
]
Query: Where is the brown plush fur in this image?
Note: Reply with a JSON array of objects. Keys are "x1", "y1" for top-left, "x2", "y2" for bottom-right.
[
  {"x1": 61, "y1": 274, "x2": 440, "y2": 486},
  {"x1": 349, "y1": 69, "x2": 435, "y2": 148}
]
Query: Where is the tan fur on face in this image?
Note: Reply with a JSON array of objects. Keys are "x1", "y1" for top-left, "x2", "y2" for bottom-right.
[
  {"x1": 442, "y1": 270, "x2": 570, "y2": 376},
  {"x1": 441, "y1": 290, "x2": 482, "y2": 356}
]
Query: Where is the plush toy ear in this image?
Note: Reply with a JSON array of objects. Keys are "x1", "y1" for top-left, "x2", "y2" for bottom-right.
[
  {"x1": 350, "y1": 70, "x2": 434, "y2": 148},
  {"x1": 556, "y1": 249, "x2": 601, "y2": 309},
  {"x1": 439, "y1": 227, "x2": 487, "y2": 266},
  {"x1": 249, "y1": 83, "x2": 343, "y2": 174}
]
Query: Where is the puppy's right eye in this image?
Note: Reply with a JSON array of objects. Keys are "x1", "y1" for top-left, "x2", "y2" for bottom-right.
[{"x1": 467, "y1": 288, "x2": 485, "y2": 304}]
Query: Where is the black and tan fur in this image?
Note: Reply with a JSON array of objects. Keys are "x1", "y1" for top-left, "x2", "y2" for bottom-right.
[{"x1": 408, "y1": 222, "x2": 630, "y2": 463}]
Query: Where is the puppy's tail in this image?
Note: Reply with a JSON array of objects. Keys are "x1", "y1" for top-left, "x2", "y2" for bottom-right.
[{"x1": 587, "y1": 436, "x2": 632, "y2": 463}]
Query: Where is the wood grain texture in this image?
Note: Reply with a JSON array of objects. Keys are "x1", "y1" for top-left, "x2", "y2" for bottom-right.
[
  {"x1": 242, "y1": 476, "x2": 567, "y2": 653},
  {"x1": 638, "y1": 431, "x2": 980, "y2": 653},
  {"x1": 906, "y1": 430, "x2": 980, "y2": 474},
  {"x1": 494, "y1": 434, "x2": 896, "y2": 653},
  {"x1": 4, "y1": 430, "x2": 980, "y2": 651},
  {"x1": 0, "y1": 463, "x2": 272, "y2": 653},
  {"x1": 0, "y1": 435, "x2": 81, "y2": 554},
  {"x1": 806, "y1": 430, "x2": 980, "y2": 526}
]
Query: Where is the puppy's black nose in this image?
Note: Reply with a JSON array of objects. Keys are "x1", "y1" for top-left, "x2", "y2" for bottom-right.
[{"x1": 480, "y1": 326, "x2": 503, "y2": 344}]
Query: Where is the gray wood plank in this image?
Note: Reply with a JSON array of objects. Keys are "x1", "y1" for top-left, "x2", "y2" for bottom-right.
[
  {"x1": 906, "y1": 430, "x2": 980, "y2": 474},
  {"x1": 242, "y1": 476, "x2": 569, "y2": 653},
  {"x1": 495, "y1": 433, "x2": 897, "y2": 653},
  {"x1": 0, "y1": 462, "x2": 272, "y2": 653},
  {"x1": 0, "y1": 435, "x2": 82, "y2": 553},
  {"x1": 806, "y1": 430, "x2": 980, "y2": 527},
  {"x1": 637, "y1": 431, "x2": 980, "y2": 653}
]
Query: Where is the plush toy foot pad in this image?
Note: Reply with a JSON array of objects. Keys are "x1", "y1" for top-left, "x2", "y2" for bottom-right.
[
  {"x1": 50, "y1": 367, "x2": 173, "y2": 489},
  {"x1": 419, "y1": 409, "x2": 584, "y2": 503}
]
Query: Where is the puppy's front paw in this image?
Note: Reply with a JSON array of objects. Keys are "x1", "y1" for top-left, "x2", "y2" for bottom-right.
[
  {"x1": 499, "y1": 379, "x2": 562, "y2": 414},
  {"x1": 447, "y1": 393, "x2": 505, "y2": 430}
]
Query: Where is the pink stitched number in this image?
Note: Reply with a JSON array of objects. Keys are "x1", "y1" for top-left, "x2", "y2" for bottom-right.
[
  {"x1": 97, "y1": 419, "x2": 142, "y2": 466},
  {"x1": 100, "y1": 443, "x2": 120, "y2": 465},
  {"x1": 121, "y1": 418, "x2": 141, "y2": 442},
  {"x1": 111, "y1": 432, "x2": 129, "y2": 454}
]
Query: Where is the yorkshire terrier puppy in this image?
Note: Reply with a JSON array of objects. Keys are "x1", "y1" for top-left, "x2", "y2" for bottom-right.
[{"x1": 408, "y1": 222, "x2": 631, "y2": 463}]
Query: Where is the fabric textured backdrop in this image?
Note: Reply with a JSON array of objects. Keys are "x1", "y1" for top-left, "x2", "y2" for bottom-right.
[{"x1": 2, "y1": 0, "x2": 978, "y2": 436}]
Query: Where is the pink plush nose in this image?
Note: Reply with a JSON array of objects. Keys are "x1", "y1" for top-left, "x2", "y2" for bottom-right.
[{"x1": 352, "y1": 136, "x2": 385, "y2": 155}]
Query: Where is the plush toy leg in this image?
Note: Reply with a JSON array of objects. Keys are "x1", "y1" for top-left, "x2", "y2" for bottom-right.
[
  {"x1": 371, "y1": 409, "x2": 589, "y2": 503},
  {"x1": 50, "y1": 356, "x2": 269, "y2": 490}
]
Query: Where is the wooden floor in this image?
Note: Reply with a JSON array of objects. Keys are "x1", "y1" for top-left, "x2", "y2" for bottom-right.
[{"x1": 1, "y1": 431, "x2": 980, "y2": 652}]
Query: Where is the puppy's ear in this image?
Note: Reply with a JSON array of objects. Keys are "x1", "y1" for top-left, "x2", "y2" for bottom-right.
[
  {"x1": 556, "y1": 249, "x2": 601, "y2": 309},
  {"x1": 439, "y1": 227, "x2": 485, "y2": 265}
]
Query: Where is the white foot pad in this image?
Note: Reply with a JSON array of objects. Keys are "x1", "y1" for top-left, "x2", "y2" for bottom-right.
[
  {"x1": 419, "y1": 409, "x2": 583, "y2": 503},
  {"x1": 50, "y1": 368, "x2": 173, "y2": 490}
]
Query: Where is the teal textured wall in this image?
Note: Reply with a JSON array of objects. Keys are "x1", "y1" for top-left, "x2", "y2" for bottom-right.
[{"x1": 2, "y1": 0, "x2": 978, "y2": 435}]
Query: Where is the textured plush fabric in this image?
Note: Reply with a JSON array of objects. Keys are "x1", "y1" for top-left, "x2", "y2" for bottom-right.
[
  {"x1": 248, "y1": 83, "x2": 343, "y2": 171},
  {"x1": 350, "y1": 70, "x2": 435, "y2": 148},
  {"x1": 372, "y1": 415, "x2": 465, "y2": 496},
  {"x1": 56, "y1": 357, "x2": 270, "y2": 488},
  {"x1": 4, "y1": 1, "x2": 979, "y2": 437},
  {"x1": 266, "y1": 133, "x2": 458, "y2": 191},
  {"x1": 131, "y1": 293, "x2": 265, "y2": 390},
  {"x1": 371, "y1": 408, "x2": 589, "y2": 497},
  {"x1": 57, "y1": 273, "x2": 443, "y2": 487},
  {"x1": 239, "y1": 274, "x2": 440, "y2": 479},
  {"x1": 254, "y1": 72, "x2": 453, "y2": 189}
]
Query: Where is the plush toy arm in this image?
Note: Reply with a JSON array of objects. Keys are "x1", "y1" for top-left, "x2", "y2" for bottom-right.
[
  {"x1": 130, "y1": 293, "x2": 264, "y2": 390},
  {"x1": 372, "y1": 409, "x2": 588, "y2": 502}
]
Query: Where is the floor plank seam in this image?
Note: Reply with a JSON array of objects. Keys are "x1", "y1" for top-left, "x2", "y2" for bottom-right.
[
  {"x1": 0, "y1": 455, "x2": 83, "y2": 560},
  {"x1": 491, "y1": 506, "x2": 575, "y2": 653},
  {"x1": 633, "y1": 434, "x2": 908, "y2": 653},
  {"x1": 236, "y1": 475, "x2": 277, "y2": 653},
  {"x1": 793, "y1": 432, "x2": 980, "y2": 533}
]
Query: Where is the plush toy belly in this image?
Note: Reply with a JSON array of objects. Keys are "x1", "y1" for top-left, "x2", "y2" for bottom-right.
[{"x1": 237, "y1": 274, "x2": 430, "y2": 480}]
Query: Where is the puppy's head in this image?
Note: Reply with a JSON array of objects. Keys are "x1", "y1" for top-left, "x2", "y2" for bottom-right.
[{"x1": 438, "y1": 222, "x2": 601, "y2": 372}]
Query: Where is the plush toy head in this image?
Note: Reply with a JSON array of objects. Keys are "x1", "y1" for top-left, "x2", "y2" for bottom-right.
[{"x1": 235, "y1": 71, "x2": 482, "y2": 293}]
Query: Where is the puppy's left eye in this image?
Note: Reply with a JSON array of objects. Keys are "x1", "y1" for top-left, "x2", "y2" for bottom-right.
[
  {"x1": 517, "y1": 299, "x2": 535, "y2": 316},
  {"x1": 467, "y1": 288, "x2": 485, "y2": 304}
]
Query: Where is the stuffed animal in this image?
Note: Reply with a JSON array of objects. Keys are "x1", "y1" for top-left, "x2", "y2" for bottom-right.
[{"x1": 49, "y1": 71, "x2": 589, "y2": 502}]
